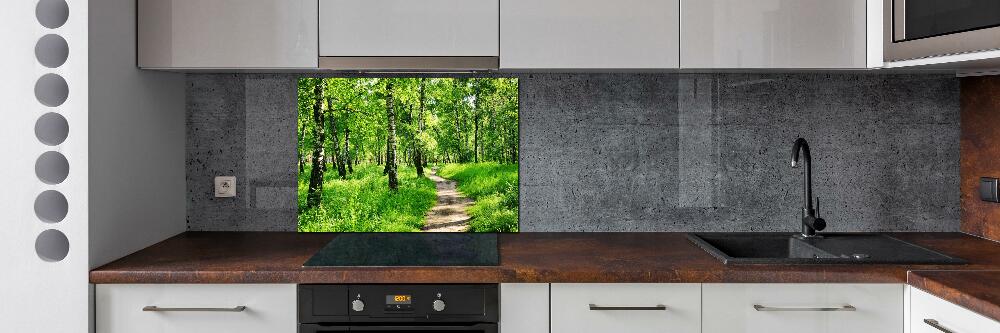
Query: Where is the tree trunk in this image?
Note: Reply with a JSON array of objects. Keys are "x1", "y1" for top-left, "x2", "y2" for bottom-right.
[
  {"x1": 453, "y1": 79, "x2": 464, "y2": 162},
  {"x1": 344, "y1": 126, "x2": 353, "y2": 174},
  {"x1": 383, "y1": 130, "x2": 391, "y2": 175},
  {"x1": 297, "y1": 121, "x2": 305, "y2": 173},
  {"x1": 473, "y1": 81, "x2": 481, "y2": 163},
  {"x1": 306, "y1": 80, "x2": 326, "y2": 208},
  {"x1": 414, "y1": 78, "x2": 426, "y2": 177},
  {"x1": 385, "y1": 80, "x2": 399, "y2": 191},
  {"x1": 326, "y1": 98, "x2": 347, "y2": 180}
]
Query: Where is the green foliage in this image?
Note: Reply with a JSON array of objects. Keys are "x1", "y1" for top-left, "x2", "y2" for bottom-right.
[
  {"x1": 297, "y1": 77, "x2": 519, "y2": 232},
  {"x1": 438, "y1": 163, "x2": 519, "y2": 232},
  {"x1": 297, "y1": 165, "x2": 437, "y2": 232}
]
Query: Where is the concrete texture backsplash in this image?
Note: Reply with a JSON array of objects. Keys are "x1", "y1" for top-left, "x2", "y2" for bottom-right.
[{"x1": 186, "y1": 73, "x2": 960, "y2": 232}]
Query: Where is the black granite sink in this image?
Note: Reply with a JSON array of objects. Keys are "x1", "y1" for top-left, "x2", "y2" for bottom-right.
[{"x1": 687, "y1": 233, "x2": 966, "y2": 265}]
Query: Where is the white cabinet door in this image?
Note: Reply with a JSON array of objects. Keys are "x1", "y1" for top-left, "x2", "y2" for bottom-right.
[
  {"x1": 910, "y1": 287, "x2": 1000, "y2": 333},
  {"x1": 680, "y1": 0, "x2": 868, "y2": 68},
  {"x1": 702, "y1": 283, "x2": 904, "y2": 333},
  {"x1": 138, "y1": 0, "x2": 318, "y2": 69},
  {"x1": 96, "y1": 284, "x2": 297, "y2": 333},
  {"x1": 319, "y1": 0, "x2": 499, "y2": 57},
  {"x1": 551, "y1": 283, "x2": 701, "y2": 333},
  {"x1": 500, "y1": 0, "x2": 680, "y2": 69},
  {"x1": 500, "y1": 284, "x2": 548, "y2": 333}
]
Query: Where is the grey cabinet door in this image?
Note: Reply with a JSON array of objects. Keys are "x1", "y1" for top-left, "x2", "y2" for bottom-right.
[{"x1": 138, "y1": 0, "x2": 318, "y2": 69}]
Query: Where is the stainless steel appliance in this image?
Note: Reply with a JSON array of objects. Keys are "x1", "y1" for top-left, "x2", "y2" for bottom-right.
[
  {"x1": 298, "y1": 284, "x2": 498, "y2": 332},
  {"x1": 885, "y1": 0, "x2": 1000, "y2": 61}
]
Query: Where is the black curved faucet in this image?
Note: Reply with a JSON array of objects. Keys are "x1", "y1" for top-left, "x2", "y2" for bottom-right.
[{"x1": 791, "y1": 138, "x2": 826, "y2": 237}]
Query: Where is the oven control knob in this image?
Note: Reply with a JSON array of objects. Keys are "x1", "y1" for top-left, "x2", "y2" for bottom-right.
[
  {"x1": 351, "y1": 299, "x2": 365, "y2": 312},
  {"x1": 432, "y1": 299, "x2": 446, "y2": 312}
]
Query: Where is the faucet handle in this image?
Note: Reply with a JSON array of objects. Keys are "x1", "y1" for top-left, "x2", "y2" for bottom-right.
[{"x1": 815, "y1": 196, "x2": 820, "y2": 218}]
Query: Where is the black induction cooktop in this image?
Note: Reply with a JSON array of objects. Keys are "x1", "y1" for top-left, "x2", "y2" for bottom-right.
[{"x1": 303, "y1": 233, "x2": 499, "y2": 267}]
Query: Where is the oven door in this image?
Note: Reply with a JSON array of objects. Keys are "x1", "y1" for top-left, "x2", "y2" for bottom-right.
[
  {"x1": 885, "y1": 0, "x2": 1000, "y2": 61},
  {"x1": 300, "y1": 323, "x2": 498, "y2": 333}
]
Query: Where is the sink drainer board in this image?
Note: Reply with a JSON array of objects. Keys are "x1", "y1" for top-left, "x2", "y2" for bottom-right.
[{"x1": 687, "y1": 233, "x2": 966, "y2": 265}]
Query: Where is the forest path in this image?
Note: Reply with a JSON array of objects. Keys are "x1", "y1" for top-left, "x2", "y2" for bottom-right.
[{"x1": 422, "y1": 168, "x2": 473, "y2": 232}]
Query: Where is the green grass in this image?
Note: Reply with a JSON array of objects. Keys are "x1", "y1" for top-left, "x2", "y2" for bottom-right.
[
  {"x1": 437, "y1": 163, "x2": 519, "y2": 232},
  {"x1": 297, "y1": 165, "x2": 437, "y2": 232}
]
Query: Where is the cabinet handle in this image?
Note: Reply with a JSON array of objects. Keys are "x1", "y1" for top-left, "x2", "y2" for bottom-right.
[
  {"x1": 588, "y1": 304, "x2": 667, "y2": 311},
  {"x1": 142, "y1": 306, "x2": 247, "y2": 312},
  {"x1": 923, "y1": 319, "x2": 955, "y2": 333},
  {"x1": 753, "y1": 304, "x2": 856, "y2": 312}
]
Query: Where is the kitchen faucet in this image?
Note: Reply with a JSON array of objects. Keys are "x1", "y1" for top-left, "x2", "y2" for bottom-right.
[{"x1": 791, "y1": 138, "x2": 826, "y2": 238}]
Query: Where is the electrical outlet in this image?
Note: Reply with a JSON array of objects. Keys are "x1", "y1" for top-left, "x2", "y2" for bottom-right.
[{"x1": 215, "y1": 176, "x2": 236, "y2": 198}]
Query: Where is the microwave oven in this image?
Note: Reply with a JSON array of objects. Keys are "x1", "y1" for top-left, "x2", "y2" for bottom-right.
[{"x1": 885, "y1": 0, "x2": 1000, "y2": 62}]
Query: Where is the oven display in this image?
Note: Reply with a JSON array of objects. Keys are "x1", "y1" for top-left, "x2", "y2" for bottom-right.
[
  {"x1": 386, "y1": 295, "x2": 412, "y2": 304},
  {"x1": 385, "y1": 295, "x2": 414, "y2": 311}
]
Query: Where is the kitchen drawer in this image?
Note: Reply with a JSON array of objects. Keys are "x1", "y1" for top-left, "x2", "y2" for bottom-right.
[
  {"x1": 96, "y1": 284, "x2": 296, "y2": 333},
  {"x1": 702, "y1": 283, "x2": 903, "y2": 333},
  {"x1": 551, "y1": 283, "x2": 701, "y2": 333},
  {"x1": 910, "y1": 287, "x2": 1000, "y2": 333}
]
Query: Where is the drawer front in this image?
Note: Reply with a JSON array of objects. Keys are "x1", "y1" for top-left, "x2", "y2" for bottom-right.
[
  {"x1": 703, "y1": 283, "x2": 903, "y2": 333},
  {"x1": 551, "y1": 283, "x2": 701, "y2": 333},
  {"x1": 96, "y1": 284, "x2": 297, "y2": 333},
  {"x1": 910, "y1": 287, "x2": 1000, "y2": 333}
]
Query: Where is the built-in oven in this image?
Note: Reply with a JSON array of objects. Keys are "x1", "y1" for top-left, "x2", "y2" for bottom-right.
[
  {"x1": 298, "y1": 284, "x2": 498, "y2": 333},
  {"x1": 885, "y1": 0, "x2": 1000, "y2": 61}
]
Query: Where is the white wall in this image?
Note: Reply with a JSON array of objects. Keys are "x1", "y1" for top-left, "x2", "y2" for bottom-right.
[
  {"x1": 0, "y1": 0, "x2": 90, "y2": 331},
  {"x1": 88, "y1": 0, "x2": 187, "y2": 270}
]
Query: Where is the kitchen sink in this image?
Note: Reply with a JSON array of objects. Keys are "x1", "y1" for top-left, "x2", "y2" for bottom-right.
[{"x1": 687, "y1": 233, "x2": 966, "y2": 265}]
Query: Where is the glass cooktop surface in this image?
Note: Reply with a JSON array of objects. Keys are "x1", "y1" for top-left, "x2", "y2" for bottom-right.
[{"x1": 303, "y1": 233, "x2": 499, "y2": 267}]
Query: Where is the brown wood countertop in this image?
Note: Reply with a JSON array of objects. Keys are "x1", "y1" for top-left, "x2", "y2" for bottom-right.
[
  {"x1": 908, "y1": 270, "x2": 1000, "y2": 323},
  {"x1": 90, "y1": 232, "x2": 1000, "y2": 285}
]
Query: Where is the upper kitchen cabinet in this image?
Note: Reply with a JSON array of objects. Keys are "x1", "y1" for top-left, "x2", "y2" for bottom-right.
[
  {"x1": 681, "y1": 0, "x2": 877, "y2": 69},
  {"x1": 319, "y1": 0, "x2": 500, "y2": 70},
  {"x1": 500, "y1": 0, "x2": 680, "y2": 69},
  {"x1": 138, "y1": 0, "x2": 318, "y2": 69}
]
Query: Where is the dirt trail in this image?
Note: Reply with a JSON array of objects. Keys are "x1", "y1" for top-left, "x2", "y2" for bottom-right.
[{"x1": 422, "y1": 168, "x2": 473, "y2": 232}]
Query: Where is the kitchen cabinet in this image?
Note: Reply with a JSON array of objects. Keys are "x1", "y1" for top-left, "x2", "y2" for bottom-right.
[
  {"x1": 500, "y1": 0, "x2": 680, "y2": 69},
  {"x1": 96, "y1": 284, "x2": 297, "y2": 333},
  {"x1": 500, "y1": 284, "x2": 548, "y2": 333},
  {"x1": 909, "y1": 286, "x2": 1000, "y2": 333},
  {"x1": 702, "y1": 283, "x2": 904, "y2": 333},
  {"x1": 319, "y1": 0, "x2": 499, "y2": 59},
  {"x1": 680, "y1": 0, "x2": 871, "y2": 68},
  {"x1": 550, "y1": 283, "x2": 701, "y2": 333},
  {"x1": 137, "y1": 0, "x2": 318, "y2": 69}
]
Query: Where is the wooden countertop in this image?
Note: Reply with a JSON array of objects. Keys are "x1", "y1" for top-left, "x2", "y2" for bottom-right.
[
  {"x1": 89, "y1": 232, "x2": 1000, "y2": 321},
  {"x1": 91, "y1": 232, "x2": 1000, "y2": 284},
  {"x1": 908, "y1": 270, "x2": 1000, "y2": 323}
]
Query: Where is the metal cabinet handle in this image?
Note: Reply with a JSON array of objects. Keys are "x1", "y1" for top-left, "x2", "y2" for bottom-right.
[
  {"x1": 142, "y1": 306, "x2": 247, "y2": 312},
  {"x1": 923, "y1": 319, "x2": 955, "y2": 333},
  {"x1": 753, "y1": 304, "x2": 856, "y2": 312},
  {"x1": 589, "y1": 304, "x2": 667, "y2": 311}
]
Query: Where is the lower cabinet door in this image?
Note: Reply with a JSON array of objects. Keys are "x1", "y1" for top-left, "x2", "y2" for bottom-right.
[
  {"x1": 550, "y1": 283, "x2": 701, "y2": 333},
  {"x1": 910, "y1": 287, "x2": 1000, "y2": 333},
  {"x1": 96, "y1": 284, "x2": 297, "y2": 333},
  {"x1": 702, "y1": 283, "x2": 904, "y2": 333}
]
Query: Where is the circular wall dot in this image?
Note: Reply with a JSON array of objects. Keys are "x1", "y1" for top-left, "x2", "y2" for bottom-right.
[
  {"x1": 35, "y1": 34, "x2": 68, "y2": 68},
  {"x1": 35, "y1": 229, "x2": 69, "y2": 262},
  {"x1": 35, "y1": 151, "x2": 69, "y2": 184},
  {"x1": 34, "y1": 190, "x2": 68, "y2": 223},
  {"x1": 35, "y1": 113, "x2": 69, "y2": 145},
  {"x1": 36, "y1": 0, "x2": 69, "y2": 29},
  {"x1": 35, "y1": 74, "x2": 69, "y2": 107}
]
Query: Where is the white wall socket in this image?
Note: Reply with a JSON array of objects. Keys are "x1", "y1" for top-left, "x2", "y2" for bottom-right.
[{"x1": 215, "y1": 176, "x2": 236, "y2": 198}]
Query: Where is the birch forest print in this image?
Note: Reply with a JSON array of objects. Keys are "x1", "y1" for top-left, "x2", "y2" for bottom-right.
[{"x1": 297, "y1": 78, "x2": 519, "y2": 232}]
